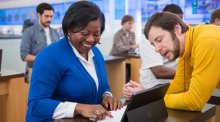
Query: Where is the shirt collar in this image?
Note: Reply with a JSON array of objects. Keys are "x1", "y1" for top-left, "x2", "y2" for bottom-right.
[
  {"x1": 68, "y1": 40, "x2": 94, "y2": 62},
  {"x1": 181, "y1": 26, "x2": 193, "y2": 59}
]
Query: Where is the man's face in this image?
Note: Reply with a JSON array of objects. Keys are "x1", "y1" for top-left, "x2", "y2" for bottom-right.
[
  {"x1": 38, "y1": 10, "x2": 54, "y2": 27},
  {"x1": 147, "y1": 26, "x2": 180, "y2": 61},
  {"x1": 123, "y1": 21, "x2": 134, "y2": 32},
  {"x1": 213, "y1": 18, "x2": 220, "y2": 26}
]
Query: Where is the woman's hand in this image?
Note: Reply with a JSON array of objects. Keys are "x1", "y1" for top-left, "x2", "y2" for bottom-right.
[
  {"x1": 101, "y1": 93, "x2": 123, "y2": 111},
  {"x1": 75, "y1": 104, "x2": 112, "y2": 121}
]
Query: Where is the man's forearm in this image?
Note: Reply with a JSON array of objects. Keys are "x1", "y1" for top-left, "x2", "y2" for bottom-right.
[{"x1": 150, "y1": 65, "x2": 176, "y2": 79}]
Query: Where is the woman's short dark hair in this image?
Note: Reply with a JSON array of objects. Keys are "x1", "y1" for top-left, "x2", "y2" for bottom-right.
[
  {"x1": 144, "y1": 12, "x2": 188, "y2": 39},
  {"x1": 62, "y1": 1, "x2": 105, "y2": 37},
  {"x1": 121, "y1": 15, "x2": 134, "y2": 25},
  {"x1": 36, "y1": 3, "x2": 54, "y2": 15}
]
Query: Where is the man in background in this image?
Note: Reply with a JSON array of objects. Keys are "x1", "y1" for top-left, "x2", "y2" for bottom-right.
[
  {"x1": 22, "y1": 19, "x2": 34, "y2": 33},
  {"x1": 139, "y1": 4, "x2": 183, "y2": 89},
  {"x1": 210, "y1": 8, "x2": 220, "y2": 26},
  {"x1": 22, "y1": 10, "x2": 37, "y2": 33},
  {"x1": 110, "y1": 15, "x2": 138, "y2": 56},
  {"x1": 163, "y1": 4, "x2": 183, "y2": 19},
  {"x1": 20, "y1": 2, "x2": 59, "y2": 102}
]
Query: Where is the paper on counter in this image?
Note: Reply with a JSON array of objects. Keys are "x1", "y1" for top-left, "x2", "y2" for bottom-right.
[{"x1": 98, "y1": 106, "x2": 127, "y2": 122}]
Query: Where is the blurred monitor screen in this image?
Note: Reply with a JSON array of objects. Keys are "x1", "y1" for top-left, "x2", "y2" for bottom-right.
[
  {"x1": 0, "y1": 0, "x2": 220, "y2": 25},
  {"x1": 0, "y1": 0, "x2": 110, "y2": 25},
  {"x1": 138, "y1": 0, "x2": 220, "y2": 25}
]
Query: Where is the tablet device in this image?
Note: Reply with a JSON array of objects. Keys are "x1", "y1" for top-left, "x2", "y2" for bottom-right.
[{"x1": 121, "y1": 83, "x2": 169, "y2": 122}]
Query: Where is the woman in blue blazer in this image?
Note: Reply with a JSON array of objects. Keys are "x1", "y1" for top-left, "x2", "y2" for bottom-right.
[{"x1": 26, "y1": 1, "x2": 123, "y2": 122}]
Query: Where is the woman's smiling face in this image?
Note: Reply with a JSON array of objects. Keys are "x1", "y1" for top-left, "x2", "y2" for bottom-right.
[{"x1": 68, "y1": 20, "x2": 101, "y2": 55}]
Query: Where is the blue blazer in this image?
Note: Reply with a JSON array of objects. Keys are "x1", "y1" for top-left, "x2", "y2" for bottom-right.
[{"x1": 26, "y1": 37, "x2": 111, "y2": 122}]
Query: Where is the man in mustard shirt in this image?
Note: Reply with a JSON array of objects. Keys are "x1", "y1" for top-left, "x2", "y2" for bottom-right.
[{"x1": 122, "y1": 12, "x2": 220, "y2": 111}]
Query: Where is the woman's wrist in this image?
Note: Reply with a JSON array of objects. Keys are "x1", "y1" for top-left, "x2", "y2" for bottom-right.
[
  {"x1": 74, "y1": 103, "x2": 83, "y2": 116},
  {"x1": 102, "y1": 93, "x2": 111, "y2": 100}
]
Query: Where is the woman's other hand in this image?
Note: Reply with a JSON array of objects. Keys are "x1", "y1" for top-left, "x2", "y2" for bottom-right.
[
  {"x1": 75, "y1": 104, "x2": 112, "y2": 121},
  {"x1": 101, "y1": 93, "x2": 123, "y2": 111}
]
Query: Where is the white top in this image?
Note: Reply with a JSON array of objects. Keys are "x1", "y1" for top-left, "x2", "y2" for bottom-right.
[
  {"x1": 139, "y1": 39, "x2": 177, "y2": 89},
  {"x1": 44, "y1": 27, "x2": 52, "y2": 45}
]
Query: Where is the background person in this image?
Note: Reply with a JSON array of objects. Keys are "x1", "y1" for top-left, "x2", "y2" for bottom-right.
[
  {"x1": 20, "y1": 3, "x2": 59, "y2": 81},
  {"x1": 163, "y1": 4, "x2": 183, "y2": 19},
  {"x1": 26, "y1": 1, "x2": 122, "y2": 122},
  {"x1": 210, "y1": 8, "x2": 220, "y2": 26},
  {"x1": 20, "y1": 2, "x2": 60, "y2": 107},
  {"x1": 20, "y1": 2, "x2": 59, "y2": 81},
  {"x1": 21, "y1": 19, "x2": 34, "y2": 33},
  {"x1": 110, "y1": 15, "x2": 138, "y2": 55},
  {"x1": 110, "y1": 15, "x2": 138, "y2": 82}
]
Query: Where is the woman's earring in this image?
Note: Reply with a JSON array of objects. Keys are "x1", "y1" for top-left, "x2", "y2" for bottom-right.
[{"x1": 67, "y1": 34, "x2": 70, "y2": 40}]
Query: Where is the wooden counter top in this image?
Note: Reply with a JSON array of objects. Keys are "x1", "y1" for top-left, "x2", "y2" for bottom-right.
[
  {"x1": 104, "y1": 55, "x2": 125, "y2": 63},
  {"x1": 54, "y1": 104, "x2": 216, "y2": 122},
  {"x1": 0, "y1": 68, "x2": 24, "y2": 80}
]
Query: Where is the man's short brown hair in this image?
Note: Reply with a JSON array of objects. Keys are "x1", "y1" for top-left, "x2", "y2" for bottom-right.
[
  {"x1": 144, "y1": 12, "x2": 188, "y2": 39},
  {"x1": 121, "y1": 15, "x2": 134, "y2": 25}
]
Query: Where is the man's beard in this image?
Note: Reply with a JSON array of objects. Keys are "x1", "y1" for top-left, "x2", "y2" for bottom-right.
[
  {"x1": 41, "y1": 21, "x2": 51, "y2": 28},
  {"x1": 170, "y1": 31, "x2": 180, "y2": 61}
]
